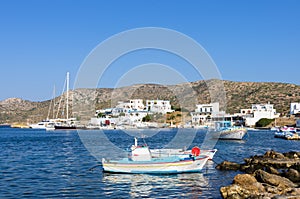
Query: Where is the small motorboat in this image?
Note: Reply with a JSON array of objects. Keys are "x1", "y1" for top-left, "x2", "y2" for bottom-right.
[
  {"x1": 274, "y1": 126, "x2": 300, "y2": 140},
  {"x1": 211, "y1": 121, "x2": 247, "y2": 140},
  {"x1": 102, "y1": 138, "x2": 210, "y2": 174}
]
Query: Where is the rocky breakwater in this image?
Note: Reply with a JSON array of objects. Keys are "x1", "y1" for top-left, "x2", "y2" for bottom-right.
[{"x1": 217, "y1": 150, "x2": 300, "y2": 198}]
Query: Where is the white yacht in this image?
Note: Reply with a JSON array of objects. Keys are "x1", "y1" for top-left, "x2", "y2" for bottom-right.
[{"x1": 29, "y1": 120, "x2": 56, "y2": 130}]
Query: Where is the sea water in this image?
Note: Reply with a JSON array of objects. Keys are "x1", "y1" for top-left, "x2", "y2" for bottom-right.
[{"x1": 0, "y1": 128, "x2": 299, "y2": 198}]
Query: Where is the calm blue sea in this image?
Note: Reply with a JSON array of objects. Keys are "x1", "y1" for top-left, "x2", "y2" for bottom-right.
[{"x1": 0, "y1": 128, "x2": 299, "y2": 198}]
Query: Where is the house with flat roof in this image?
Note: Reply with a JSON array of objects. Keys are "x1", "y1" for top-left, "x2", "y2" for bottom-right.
[
  {"x1": 244, "y1": 103, "x2": 280, "y2": 126},
  {"x1": 146, "y1": 100, "x2": 174, "y2": 114},
  {"x1": 290, "y1": 103, "x2": 300, "y2": 115},
  {"x1": 191, "y1": 102, "x2": 220, "y2": 125}
]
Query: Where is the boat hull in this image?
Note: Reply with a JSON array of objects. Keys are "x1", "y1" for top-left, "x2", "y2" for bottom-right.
[
  {"x1": 219, "y1": 129, "x2": 247, "y2": 140},
  {"x1": 54, "y1": 125, "x2": 77, "y2": 130},
  {"x1": 210, "y1": 127, "x2": 247, "y2": 140},
  {"x1": 102, "y1": 155, "x2": 209, "y2": 174}
]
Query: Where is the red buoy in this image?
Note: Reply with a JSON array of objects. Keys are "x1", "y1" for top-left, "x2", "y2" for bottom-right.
[{"x1": 191, "y1": 146, "x2": 201, "y2": 156}]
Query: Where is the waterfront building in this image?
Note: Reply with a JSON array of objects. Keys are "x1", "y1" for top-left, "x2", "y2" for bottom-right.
[
  {"x1": 290, "y1": 103, "x2": 300, "y2": 115},
  {"x1": 116, "y1": 99, "x2": 145, "y2": 113},
  {"x1": 90, "y1": 115, "x2": 117, "y2": 126},
  {"x1": 93, "y1": 99, "x2": 148, "y2": 127},
  {"x1": 244, "y1": 103, "x2": 280, "y2": 126},
  {"x1": 191, "y1": 102, "x2": 220, "y2": 125},
  {"x1": 146, "y1": 100, "x2": 174, "y2": 114}
]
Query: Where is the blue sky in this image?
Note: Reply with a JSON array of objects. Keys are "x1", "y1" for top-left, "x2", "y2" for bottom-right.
[{"x1": 0, "y1": 1, "x2": 299, "y2": 101}]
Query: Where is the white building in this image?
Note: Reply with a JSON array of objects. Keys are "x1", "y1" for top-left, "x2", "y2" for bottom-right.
[
  {"x1": 90, "y1": 116, "x2": 117, "y2": 126},
  {"x1": 290, "y1": 103, "x2": 300, "y2": 115},
  {"x1": 296, "y1": 119, "x2": 300, "y2": 128},
  {"x1": 191, "y1": 102, "x2": 220, "y2": 125},
  {"x1": 146, "y1": 100, "x2": 173, "y2": 114},
  {"x1": 195, "y1": 103, "x2": 219, "y2": 114},
  {"x1": 93, "y1": 99, "x2": 145, "y2": 122},
  {"x1": 116, "y1": 99, "x2": 145, "y2": 113},
  {"x1": 244, "y1": 103, "x2": 280, "y2": 126}
]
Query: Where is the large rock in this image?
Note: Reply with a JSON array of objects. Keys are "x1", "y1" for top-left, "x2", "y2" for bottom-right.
[
  {"x1": 218, "y1": 150, "x2": 300, "y2": 173},
  {"x1": 233, "y1": 174, "x2": 265, "y2": 192},
  {"x1": 283, "y1": 168, "x2": 300, "y2": 183},
  {"x1": 264, "y1": 150, "x2": 286, "y2": 159},
  {"x1": 265, "y1": 166, "x2": 280, "y2": 175},
  {"x1": 255, "y1": 169, "x2": 297, "y2": 190},
  {"x1": 219, "y1": 151, "x2": 300, "y2": 198},
  {"x1": 216, "y1": 161, "x2": 240, "y2": 170},
  {"x1": 283, "y1": 151, "x2": 300, "y2": 159},
  {"x1": 291, "y1": 163, "x2": 300, "y2": 172},
  {"x1": 220, "y1": 174, "x2": 265, "y2": 198},
  {"x1": 220, "y1": 184, "x2": 251, "y2": 199}
]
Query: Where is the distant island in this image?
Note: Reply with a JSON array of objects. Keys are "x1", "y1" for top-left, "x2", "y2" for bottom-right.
[{"x1": 1, "y1": 80, "x2": 299, "y2": 125}]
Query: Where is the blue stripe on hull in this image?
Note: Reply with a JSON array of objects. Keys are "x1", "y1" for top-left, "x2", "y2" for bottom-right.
[{"x1": 102, "y1": 168, "x2": 203, "y2": 174}]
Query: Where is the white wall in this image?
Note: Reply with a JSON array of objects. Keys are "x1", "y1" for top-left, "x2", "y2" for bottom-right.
[
  {"x1": 146, "y1": 100, "x2": 173, "y2": 114},
  {"x1": 245, "y1": 104, "x2": 279, "y2": 126},
  {"x1": 290, "y1": 103, "x2": 300, "y2": 115}
]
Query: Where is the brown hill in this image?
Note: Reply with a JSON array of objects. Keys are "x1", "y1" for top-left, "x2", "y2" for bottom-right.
[{"x1": 1, "y1": 80, "x2": 300, "y2": 124}]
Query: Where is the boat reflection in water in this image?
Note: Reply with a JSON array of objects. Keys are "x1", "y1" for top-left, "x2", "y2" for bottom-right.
[{"x1": 102, "y1": 172, "x2": 210, "y2": 198}]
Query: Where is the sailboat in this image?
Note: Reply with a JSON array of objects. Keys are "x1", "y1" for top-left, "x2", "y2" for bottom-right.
[{"x1": 54, "y1": 72, "x2": 81, "y2": 130}]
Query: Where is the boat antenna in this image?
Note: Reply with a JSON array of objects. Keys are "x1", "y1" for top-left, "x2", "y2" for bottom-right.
[{"x1": 141, "y1": 134, "x2": 148, "y2": 146}]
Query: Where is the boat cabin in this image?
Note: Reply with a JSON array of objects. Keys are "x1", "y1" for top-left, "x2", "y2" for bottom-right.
[
  {"x1": 130, "y1": 138, "x2": 152, "y2": 161},
  {"x1": 215, "y1": 121, "x2": 232, "y2": 129}
]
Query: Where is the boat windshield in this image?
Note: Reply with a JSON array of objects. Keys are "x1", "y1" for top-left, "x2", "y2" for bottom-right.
[{"x1": 215, "y1": 121, "x2": 231, "y2": 128}]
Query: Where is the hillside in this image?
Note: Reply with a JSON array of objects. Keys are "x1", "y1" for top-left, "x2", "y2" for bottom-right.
[{"x1": 1, "y1": 80, "x2": 300, "y2": 124}]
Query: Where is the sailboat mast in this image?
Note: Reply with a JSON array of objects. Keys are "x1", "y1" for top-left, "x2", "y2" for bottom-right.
[
  {"x1": 53, "y1": 85, "x2": 55, "y2": 119},
  {"x1": 66, "y1": 72, "x2": 69, "y2": 120},
  {"x1": 47, "y1": 85, "x2": 56, "y2": 120}
]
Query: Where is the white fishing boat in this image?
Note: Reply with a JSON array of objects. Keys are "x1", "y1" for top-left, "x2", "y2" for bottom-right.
[
  {"x1": 212, "y1": 121, "x2": 247, "y2": 140},
  {"x1": 102, "y1": 138, "x2": 210, "y2": 174}
]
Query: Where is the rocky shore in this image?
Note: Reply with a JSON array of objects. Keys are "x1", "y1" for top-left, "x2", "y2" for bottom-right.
[{"x1": 217, "y1": 150, "x2": 300, "y2": 198}]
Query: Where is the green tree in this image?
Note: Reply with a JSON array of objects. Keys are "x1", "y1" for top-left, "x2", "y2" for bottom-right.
[
  {"x1": 142, "y1": 114, "x2": 152, "y2": 122},
  {"x1": 255, "y1": 118, "x2": 275, "y2": 127},
  {"x1": 97, "y1": 112, "x2": 103, "y2": 118}
]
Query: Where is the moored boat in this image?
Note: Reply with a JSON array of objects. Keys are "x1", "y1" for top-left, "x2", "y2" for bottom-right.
[
  {"x1": 0, "y1": 124, "x2": 11, "y2": 128},
  {"x1": 53, "y1": 72, "x2": 82, "y2": 130},
  {"x1": 274, "y1": 126, "x2": 300, "y2": 140},
  {"x1": 102, "y1": 138, "x2": 210, "y2": 174},
  {"x1": 212, "y1": 121, "x2": 247, "y2": 140},
  {"x1": 30, "y1": 120, "x2": 55, "y2": 130}
]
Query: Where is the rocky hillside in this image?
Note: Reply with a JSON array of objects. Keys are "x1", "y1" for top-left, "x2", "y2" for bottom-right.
[{"x1": 1, "y1": 80, "x2": 300, "y2": 124}]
